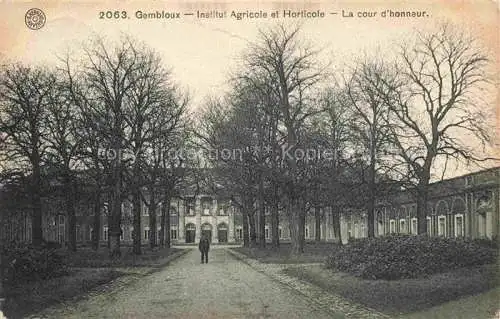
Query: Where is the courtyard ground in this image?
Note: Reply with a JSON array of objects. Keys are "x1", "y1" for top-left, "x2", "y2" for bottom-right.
[{"x1": 32, "y1": 247, "x2": 337, "y2": 319}]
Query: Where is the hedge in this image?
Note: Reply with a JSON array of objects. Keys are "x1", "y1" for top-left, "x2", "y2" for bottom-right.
[
  {"x1": 2, "y1": 242, "x2": 68, "y2": 284},
  {"x1": 326, "y1": 235, "x2": 497, "y2": 280}
]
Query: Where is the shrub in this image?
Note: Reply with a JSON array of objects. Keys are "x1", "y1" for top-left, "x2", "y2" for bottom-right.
[
  {"x1": 326, "y1": 235, "x2": 497, "y2": 280},
  {"x1": 473, "y1": 236, "x2": 498, "y2": 249},
  {"x1": 2, "y1": 242, "x2": 68, "y2": 284}
]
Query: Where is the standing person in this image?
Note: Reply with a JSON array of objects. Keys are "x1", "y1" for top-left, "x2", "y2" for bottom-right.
[{"x1": 198, "y1": 235, "x2": 210, "y2": 264}]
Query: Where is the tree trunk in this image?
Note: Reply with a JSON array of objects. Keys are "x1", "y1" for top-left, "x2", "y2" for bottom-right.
[
  {"x1": 109, "y1": 194, "x2": 121, "y2": 258},
  {"x1": 164, "y1": 196, "x2": 171, "y2": 248},
  {"x1": 416, "y1": 184, "x2": 429, "y2": 235},
  {"x1": 160, "y1": 198, "x2": 166, "y2": 248},
  {"x1": 315, "y1": 205, "x2": 321, "y2": 242},
  {"x1": 149, "y1": 202, "x2": 157, "y2": 249},
  {"x1": 271, "y1": 199, "x2": 280, "y2": 249},
  {"x1": 65, "y1": 172, "x2": 77, "y2": 252},
  {"x1": 289, "y1": 198, "x2": 305, "y2": 256},
  {"x1": 109, "y1": 231, "x2": 121, "y2": 258},
  {"x1": 367, "y1": 189, "x2": 375, "y2": 238},
  {"x1": 332, "y1": 206, "x2": 342, "y2": 245},
  {"x1": 242, "y1": 206, "x2": 250, "y2": 248},
  {"x1": 149, "y1": 190, "x2": 157, "y2": 249},
  {"x1": 258, "y1": 177, "x2": 266, "y2": 248},
  {"x1": 107, "y1": 214, "x2": 111, "y2": 249},
  {"x1": 92, "y1": 188, "x2": 101, "y2": 250},
  {"x1": 248, "y1": 212, "x2": 257, "y2": 247},
  {"x1": 132, "y1": 189, "x2": 142, "y2": 255},
  {"x1": 367, "y1": 144, "x2": 376, "y2": 237},
  {"x1": 31, "y1": 156, "x2": 43, "y2": 246}
]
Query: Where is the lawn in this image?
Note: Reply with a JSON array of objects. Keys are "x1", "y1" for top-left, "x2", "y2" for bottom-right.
[
  {"x1": 232, "y1": 242, "x2": 338, "y2": 264},
  {"x1": 3, "y1": 268, "x2": 123, "y2": 319},
  {"x1": 401, "y1": 287, "x2": 499, "y2": 319},
  {"x1": 2, "y1": 246, "x2": 187, "y2": 318},
  {"x1": 64, "y1": 246, "x2": 185, "y2": 267},
  {"x1": 283, "y1": 263, "x2": 498, "y2": 316}
]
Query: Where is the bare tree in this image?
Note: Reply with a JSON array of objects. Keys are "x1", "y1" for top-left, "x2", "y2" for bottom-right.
[
  {"x1": 45, "y1": 72, "x2": 83, "y2": 251},
  {"x1": 311, "y1": 88, "x2": 355, "y2": 244},
  {"x1": 75, "y1": 36, "x2": 145, "y2": 257},
  {"x1": 121, "y1": 45, "x2": 182, "y2": 253},
  {"x1": 344, "y1": 59, "x2": 395, "y2": 237},
  {"x1": 62, "y1": 56, "x2": 112, "y2": 250},
  {"x1": 197, "y1": 96, "x2": 258, "y2": 247},
  {"x1": 0, "y1": 64, "x2": 55, "y2": 246},
  {"x1": 381, "y1": 24, "x2": 494, "y2": 234},
  {"x1": 244, "y1": 24, "x2": 325, "y2": 255},
  {"x1": 138, "y1": 88, "x2": 189, "y2": 250}
]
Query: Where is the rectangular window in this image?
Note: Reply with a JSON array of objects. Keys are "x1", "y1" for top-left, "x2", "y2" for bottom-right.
[
  {"x1": 279, "y1": 228, "x2": 283, "y2": 239},
  {"x1": 378, "y1": 220, "x2": 384, "y2": 236},
  {"x1": 438, "y1": 216, "x2": 446, "y2": 236},
  {"x1": 411, "y1": 218, "x2": 418, "y2": 235},
  {"x1": 465, "y1": 176, "x2": 473, "y2": 186},
  {"x1": 265, "y1": 228, "x2": 269, "y2": 239},
  {"x1": 187, "y1": 200, "x2": 195, "y2": 215},
  {"x1": 103, "y1": 226, "x2": 108, "y2": 241},
  {"x1": 236, "y1": 228, "x2": 243, "y2": 240},
  {"x1": 76, "y1": 225, "x2": 82, "y2": 242},
  {"x1": 157, "y1": 202, "x2": 162, "y2": 216},
  {"x1": 455, "y1": 215, "x2": 464, "y2": 237},
  {"x1": 399, "y1": 219, "x2": 406, "y2": 234},
  {"x1": 144, "y1": 228, "x2": 150, "y2": 240},
  {"x1": 171, "y1": 229, "x2": 178, "y2": 240},
  {"x1": 426, "y1": 217, "x2": 432, "y2": 236},
  {"x1": 202, "y1": 200, "x2": 211, "y2": 215},
  {"x1": 389, "y1": 220, "x2": 396, "y2": 233}
]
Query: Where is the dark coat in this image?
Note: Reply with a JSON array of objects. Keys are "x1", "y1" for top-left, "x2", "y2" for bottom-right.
[{"x1": 198, "y1": 237, "x2": 210, "y2": 252}]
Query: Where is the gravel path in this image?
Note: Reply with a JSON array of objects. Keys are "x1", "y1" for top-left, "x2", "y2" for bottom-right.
[{"x1": 37, "y1": 247, "x2": 334, "y2": 319}]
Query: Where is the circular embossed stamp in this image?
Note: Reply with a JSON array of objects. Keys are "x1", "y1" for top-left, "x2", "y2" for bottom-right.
[{"x1": 25, "y1": 8, "x2": 46, "y2": 30}]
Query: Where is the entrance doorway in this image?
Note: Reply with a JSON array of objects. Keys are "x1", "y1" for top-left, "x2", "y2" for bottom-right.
[
  {"x1": 201, "y1": 223, "x2": 212, "y2": 242},
  {"x1": 218, "y1": 223, "x2": 228, "y2": 243},
  {"x1": 185, "y1": 223, "x2": 196, "y2": 243}
]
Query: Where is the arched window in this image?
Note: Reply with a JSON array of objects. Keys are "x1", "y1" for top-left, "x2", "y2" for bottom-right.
[{"x1": 453, "y1": 198, "x2": 466, "y2": 237}]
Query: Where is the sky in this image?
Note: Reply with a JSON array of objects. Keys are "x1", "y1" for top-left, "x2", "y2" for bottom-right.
[{"x1": 0, "y1": 0, "x2": 498, "y2": 179}]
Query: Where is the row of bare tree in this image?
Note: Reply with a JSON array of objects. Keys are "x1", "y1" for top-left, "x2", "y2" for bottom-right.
[
  {"x1": 198, "y1": 23, "x2": 494, "y2": 254},
  {"x1": 0, "y1": 36, "x2": 191, "y2": 256}
]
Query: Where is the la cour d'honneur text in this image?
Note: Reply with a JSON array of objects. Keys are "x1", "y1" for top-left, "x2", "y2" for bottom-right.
[{"x1": 135, "y1": 10, "x2": 326, "y2": 20}]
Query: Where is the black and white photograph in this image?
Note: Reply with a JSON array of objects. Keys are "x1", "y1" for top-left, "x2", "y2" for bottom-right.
[{"x1": 0, "y1": 1, "x2": 498, "y2": 318}]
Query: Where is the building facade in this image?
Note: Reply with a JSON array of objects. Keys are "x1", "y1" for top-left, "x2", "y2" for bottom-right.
[
  {"x1": 1, "y1": 167, "x2": 498, "y2": 246},
  {"x1": 341, "y1": 167, "x2": 499, "y2": 243}
]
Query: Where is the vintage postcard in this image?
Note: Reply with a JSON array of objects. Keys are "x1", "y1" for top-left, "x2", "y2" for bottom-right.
[{"x1": 0, "y1": 0, "x2": 498, "y2": 318}]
